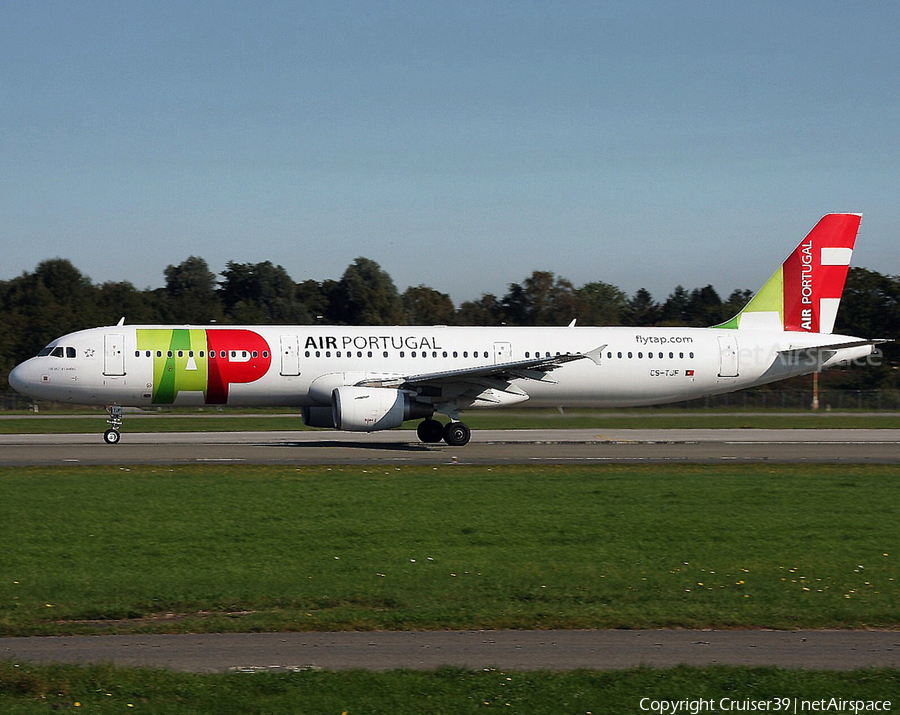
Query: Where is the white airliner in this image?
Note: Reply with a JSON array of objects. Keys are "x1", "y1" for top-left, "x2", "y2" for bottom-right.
[{"x1": 8, "y1": 214, "x2": 884, "y2": 446}]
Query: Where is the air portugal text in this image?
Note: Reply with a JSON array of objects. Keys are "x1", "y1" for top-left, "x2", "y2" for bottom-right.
[{"x1": 304, "y1": 334, "x2": 444, "y2": 351}]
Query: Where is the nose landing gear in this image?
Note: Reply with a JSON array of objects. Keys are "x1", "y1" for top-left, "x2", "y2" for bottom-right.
[{"x1": 104, "y1": 405, "x2": 122, "y2": 444}]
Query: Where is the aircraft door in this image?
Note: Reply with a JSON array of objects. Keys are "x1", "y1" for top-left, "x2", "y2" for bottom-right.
[
  {"x1": 280, "y1": 335, "x2": 301, "y2": 376},
  {"x1": 104, "y1": 334, "x2": 126, "y2": 376},
  {"x1": 493, "y1": 342, "x2": 512, "y2": 364},
  {"x1": 717, "y1": 336, "x2": 739, "y2": 377}
]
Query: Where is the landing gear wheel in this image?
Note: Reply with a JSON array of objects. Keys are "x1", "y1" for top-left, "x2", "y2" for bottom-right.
[
  {"x1": 416, "y1": 418, "x2": 444, "y2": 443},
  {"x1": 103, "y1": 429, "x2": 121, "y2": 445},
  {"x1": 443, "y1": 421, "x2": 471, "y2": 447}
]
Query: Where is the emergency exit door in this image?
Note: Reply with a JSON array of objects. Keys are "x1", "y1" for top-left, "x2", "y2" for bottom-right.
[
  {"x1": 280, "y1": 335, "x2": 301, "y2": 376},
  {"x1": 103, "y1": 334, "x2": 126, "y2": 376},
  {"x1": 717, "y1": 336, "x2": 739, "y2": 377}
]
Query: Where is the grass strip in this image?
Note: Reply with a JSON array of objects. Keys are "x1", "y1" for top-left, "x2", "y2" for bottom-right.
[
  {"x1": 2, "y1": 661, "x2": 899, "y2": 715},
  {"x1": 2, "y1": 464, "x2": 899, "y2": 636}
]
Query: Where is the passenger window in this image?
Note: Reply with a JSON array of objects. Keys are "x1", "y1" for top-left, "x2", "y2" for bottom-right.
[
  {"x1": 167, "y1": 351, "x2": 173, "y2": 358},
  {"x1": 134, "y1": 351, "x2": 140, "y2": 358},
  {"x1": 315, "y1": 351, "x2": 320, "y2": 357},
  {"x1": 305, "y1": 351, "x2": 310, "y2": 358},
  {"x1": 669, "y1": 352, "x2": 674, "y2": 359},
  {"x1": 442, "y1": 351, "x2": 447, "y2": 358},
  {"x1": 617, "y1": 352, "x2": 622, "y2": 359},
  {"x1": 690, "y1": 352, "x2": 695, "y2": 358},
  {"x1": 628, "y1": 352, "x2": 633, "y2": 359},
  {"x1": 145, "y1": 351, "x2": 151, "y2": 358},
  {"x1": 262, "y1": 351, "x2": 269, "y2": 358},
  {"x1": 252, "y1": 351, "x2": 258, "y2": 358},
  {"x1": 368, "y1": 351, "x2": 373, "y2": 358},
  {"x1": 638, "y1": 352, "x2": 643, "y2": 358},
  {"x1": 463, "y1": 351, "x2": 468, "y2": 358},
  {"x1": 400, "y1": 351, "x2": 405, "y2": 358},
  {"x1": 525, "y1": 352, "x2": 530, "y2": 358},
  {"x1": 679, "y1": 352, "x2": 684, "y2": 359},
  {"x1": 178, "y1": 351, "x2": 184, "y2": 358},
  {"x1": 607, "y1": 352, "x2": 612, "y2": 359}
]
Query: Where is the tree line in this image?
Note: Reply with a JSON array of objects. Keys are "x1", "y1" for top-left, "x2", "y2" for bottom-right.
[{"x1": 1, "y1": 256, "x2": 897, "y2": 391}]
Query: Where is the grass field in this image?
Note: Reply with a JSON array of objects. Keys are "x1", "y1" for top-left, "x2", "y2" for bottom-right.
[
  {"x1": 1, "y1": 409, "x2": 899, "y2": 434},
  {"x1": 2, "y1": 464, "x2": 898, "y2": 636},
  {"x1": 2, "y1": 661, "x2": 900, "y2": 714}
]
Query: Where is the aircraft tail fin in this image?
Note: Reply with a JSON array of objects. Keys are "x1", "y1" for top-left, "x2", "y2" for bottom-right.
[{"x1": 715, "y1": 213, "x2": 862, "y2": 334}]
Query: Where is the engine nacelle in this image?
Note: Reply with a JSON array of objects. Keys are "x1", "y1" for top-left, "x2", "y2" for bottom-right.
[
  {"x1": 301, "y1": 405, "x2": 335, "y2": 428},
  {"x1": 332, "y1": 386, "x2": 432, "y2": 432}
]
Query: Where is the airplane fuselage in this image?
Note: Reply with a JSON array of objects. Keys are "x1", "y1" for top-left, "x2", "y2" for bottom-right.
[{"x1": 9, "y1": 323, "x2": 871, "y2": 410}]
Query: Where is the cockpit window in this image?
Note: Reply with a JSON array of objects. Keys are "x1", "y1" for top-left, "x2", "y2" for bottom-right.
[
  {"x1": 50, "y1": 347, "x2": 65, "y2": 358},
  {"x1": 66, "y1": 347, "x2": 76, "y2": 358},
  {"x1": 38, "y1": 346, "x2": 54, "y2": 357}
]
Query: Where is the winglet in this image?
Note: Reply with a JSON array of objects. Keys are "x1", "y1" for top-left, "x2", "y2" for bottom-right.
[{"x1": 581, "y1": 345, "x2": 606, "y2": 366}]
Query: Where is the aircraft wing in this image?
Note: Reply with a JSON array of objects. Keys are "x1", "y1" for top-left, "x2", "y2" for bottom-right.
[{"x1": 357, "y1": 345, "x2": 606, "y2": 389}]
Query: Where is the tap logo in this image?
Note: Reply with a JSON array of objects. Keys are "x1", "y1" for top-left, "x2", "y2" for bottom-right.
[{"x1": 136, "y1": 329, "x2": 272, "y2": 404}]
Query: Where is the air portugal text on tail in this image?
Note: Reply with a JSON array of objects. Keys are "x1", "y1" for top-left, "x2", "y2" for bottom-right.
[
  {"x1": 8, "y1": 213, "x2": 884, "y2": 447},
  {"x1": 716, "y1": 213, "x2": 861, "y2": 334}
]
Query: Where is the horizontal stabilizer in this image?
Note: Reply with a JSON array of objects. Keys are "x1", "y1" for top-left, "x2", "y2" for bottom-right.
[{"x1": 777, "y1": 339, "x2": 889, "y2": 358}]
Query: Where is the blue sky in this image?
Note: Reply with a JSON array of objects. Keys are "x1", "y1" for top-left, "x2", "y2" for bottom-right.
[{"x1": 1, "y1": 1, "x2": 897, "y2": 305}]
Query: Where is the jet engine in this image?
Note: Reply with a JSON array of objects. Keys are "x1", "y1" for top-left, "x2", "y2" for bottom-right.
[
  {"x1": 332, "y1": 386, "x2": 433, "y2": 432},
  {"x1": 301, "y1": 405, "x2": 335, "y2": 428}
]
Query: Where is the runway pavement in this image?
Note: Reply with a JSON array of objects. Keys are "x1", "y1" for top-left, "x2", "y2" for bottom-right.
[
  {"x1": 4, "y1": 629, "x2": 900, "y2": 672},
  {"x1": 0, "y1": 428, "x2": 897, "y2": 465}
]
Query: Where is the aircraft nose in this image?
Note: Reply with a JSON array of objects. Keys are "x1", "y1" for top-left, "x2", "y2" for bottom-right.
[{"x1": 8, "y1": 360, "x2": 36, "y2": 397}]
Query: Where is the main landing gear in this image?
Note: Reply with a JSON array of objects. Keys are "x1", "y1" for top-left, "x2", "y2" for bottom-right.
[
  {"x1": 103, "y1": 404, "x2": 123, "y2": 445},
  {"x1": 416, "y1": 418, "x2": 471, "y2": 446}
]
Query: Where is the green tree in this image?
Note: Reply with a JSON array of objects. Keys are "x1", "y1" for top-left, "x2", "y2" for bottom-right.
[
  {"x1": 624, "y1": 288, "x2": 662, "y2": 326},
  {"x1": 402, "y1": 285, "x2": 456, "y2": 325},
  {"x1": 456, "y1": 294, "x2": 504, "y2": 325},
  {"x1": 96, "y1": 281, "x2": 162, "y2": 326},
  {"x1": 501, "y1": 271, "x2": 585, "y2": 326},
  {"x1": 830, "y1": 267, "x2": 900, "y2": 389},
  {"x1": 660, "y1": 285, "x2": 690, "y2": 325},
  {"x1": 576, "y1": 281, "x2": 629, "y2": 326},
  {"x1": 328, "y1": 258, "x2": 403, "y2": 325},
  {"x1": 219, "y1": 261, "x2": 311, "y2": 324},
  {"x1": 160, "y1": 256, "x2": 222, "y2": 323},
  {"x1": 685, "y1": 285, "x2": 723, "y2": 326}
]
